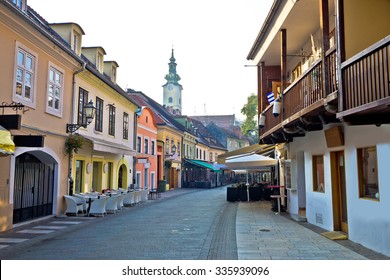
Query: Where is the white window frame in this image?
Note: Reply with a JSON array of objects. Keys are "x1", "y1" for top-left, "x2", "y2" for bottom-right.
[
  {"x1": 46, "y1": 62, "x2": 64, "y2": 117},
  {"x1": 13, "y1": 42, "x2": 38, "y2": 108}
]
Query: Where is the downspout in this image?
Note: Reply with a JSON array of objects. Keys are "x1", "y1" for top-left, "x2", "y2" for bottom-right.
[
  {"x1": 67, "y1": 62, "x2": 86, "y2": 195},
  {"x1": 157, "y1": 139, "x2": 165, "y2": 181},
  {"x1": 132, "y1": 111, "x2": 139, "y2": 190}
]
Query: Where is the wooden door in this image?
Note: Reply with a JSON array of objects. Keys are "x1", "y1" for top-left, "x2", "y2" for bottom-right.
[{"x1": 331, "y1": 151, "x2": 348, "y2": 233}]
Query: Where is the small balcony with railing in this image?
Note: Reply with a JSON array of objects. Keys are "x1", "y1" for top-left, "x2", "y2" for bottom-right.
[
  {"x1": 259, "y1": 47, "x2": 339, "y2": 144},
  {"x1": 337, "y1": 35, "x2": 390, "y2": 125}
]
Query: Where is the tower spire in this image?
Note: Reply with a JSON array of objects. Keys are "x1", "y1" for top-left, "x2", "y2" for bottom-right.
[{"x1": 164, "y1": 48, "x2": 181, "y2": 85}]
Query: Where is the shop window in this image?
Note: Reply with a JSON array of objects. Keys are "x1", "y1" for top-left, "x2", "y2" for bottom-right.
[
  {"x1": 313, "y1": 155, "x2": 325, "y2": 193},
  {"x1": 357, "y1": 146, "x2": 379, "y2": 200}
]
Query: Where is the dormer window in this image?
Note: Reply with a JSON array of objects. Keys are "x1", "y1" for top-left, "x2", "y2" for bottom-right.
[
  {"x1": 11, "y1": 0, "x2": 24, "y2": 10},
  {"x1": 97, "y1": 53, "x2": 103, "y2": 72}
]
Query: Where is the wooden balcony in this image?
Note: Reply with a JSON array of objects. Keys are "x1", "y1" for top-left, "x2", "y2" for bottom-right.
[
  {"x1": 260, "y1": 48, "x2": 339, "y2": 144},
  {"x1": 337, "y1": 36, "x2": 390, "y2": 125}
]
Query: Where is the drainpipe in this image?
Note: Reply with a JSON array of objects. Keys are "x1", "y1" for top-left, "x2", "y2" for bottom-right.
[
  {"x1": 68, "y1": 62, "x2": 86, "y2": 195},
  {"x1": 132, "y1": 112, "x2": 139, "y2": 190}
]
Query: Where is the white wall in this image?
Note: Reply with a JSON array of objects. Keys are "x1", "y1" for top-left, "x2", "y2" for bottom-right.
[
  {"x1": 289, "y1": 124, "x2": 390, "y2": 257},
  {"x1": 344, "y1": 125, "x2": 390, "y2": 256}
]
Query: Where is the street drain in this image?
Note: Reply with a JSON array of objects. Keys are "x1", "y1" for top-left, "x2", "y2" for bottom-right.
[{"x1": 259, "y1": 229, "x2": 270, "y2": 232}]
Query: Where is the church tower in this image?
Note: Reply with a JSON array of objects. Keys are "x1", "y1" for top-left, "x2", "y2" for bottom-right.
[{"x1": 163, "y1": 49, "x2": 183, "y2": 116}]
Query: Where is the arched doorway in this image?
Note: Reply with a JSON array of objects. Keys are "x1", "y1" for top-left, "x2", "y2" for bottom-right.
[
  {"x1": 117, "y1": 164, "x2": 127, "y2": 189},
  {"x1": 13, "y1": 152, "x2": 56, "y2": 224}
]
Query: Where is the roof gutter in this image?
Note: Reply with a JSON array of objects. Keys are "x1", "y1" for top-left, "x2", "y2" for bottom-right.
[{"x1": 246, "y1": 0, "x2": 283, "y2": 60}]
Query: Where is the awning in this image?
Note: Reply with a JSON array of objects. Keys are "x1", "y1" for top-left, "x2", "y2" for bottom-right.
[
  {"x1": 184, "y1": 159, "x2": 222, "y2": 172},
  {"x1": 217, "y1": 143, "x2": 275, "y2": 163},
  {"x1": 0, "y1": 125, "x2": 15, "y2": 155},
  {"x1": 83, "y1": 135, "x2": 136, "y2": 156},
  {"x1": 223, "y1": 153, "x2": 277, "y2": 170}
]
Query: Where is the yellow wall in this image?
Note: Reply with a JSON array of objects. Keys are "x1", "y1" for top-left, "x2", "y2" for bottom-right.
[{"x1": 344, "y1": 0, "x2": 390, "y2": 59}]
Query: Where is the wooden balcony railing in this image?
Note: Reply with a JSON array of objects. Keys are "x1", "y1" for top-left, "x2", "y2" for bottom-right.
[
  {"x1": 260, "y1": 48, "x2": 338, "y2": 137},
  {"x1": 341, "y1": 36, "x2": 390, "y2": 112}
]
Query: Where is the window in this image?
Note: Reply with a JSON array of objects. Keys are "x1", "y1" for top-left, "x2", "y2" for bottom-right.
[
  {"x1": 77, "y1": 88, "x2": 88, "y2": 126},
  {"x1": 151, "y1": 140, "x2": 155, "y2": 155},
  {"x1": 95, "y1": 97, "x2": 103, "y2": 132},
  {"x1": 123, "y1": 112, "x2": 129, "y2": 140},
  {"x1": 12, "y1": 0, "x2": 23, "y2": 9},
  {"x1": 46, "y1": 64, "x2": 63, "y2": 116},
  {"x1": 137, "y1": 136, "x2": 141, "y2": 153},
  {"x1": 14, "y1": 45, "x2": 36, "y2": 106},
  {"x1": 357, "y1": 146, "x2": 379, "y2": 200},
  {"x1": 111, "y1": 66, "x2": 117, "y2": 82},
  {"x1": 313, "y1": 155, "x2": 325, "y2": 193},
  {"x1": 108, "y1": 104, "x2": 115, "y2": 136},
  {"x1": 168, "y1": 97, "x2": 173, "y2": 103},
  {"x1": 144, "y1": 138, "x2": 149, "y2": 154}
]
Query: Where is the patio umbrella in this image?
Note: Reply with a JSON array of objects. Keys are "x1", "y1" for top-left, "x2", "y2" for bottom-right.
[
  {"x1": 224, "y1": 153, "x2": 277, "y2": 170},
  {"x1": 224, "y1": 153, "x2": 278, "y2": 201},
  {"x1": 0, "y1": 125, "x2": 15, "y2": 156}
]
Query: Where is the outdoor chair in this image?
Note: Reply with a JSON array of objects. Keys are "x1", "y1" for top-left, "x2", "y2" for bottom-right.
[
  {"x1": 88, "y1": 196, "x2": 108, "y2": 217},
  {"x1": 141, "y1": 189, "x2": 149, "y2": 202},
  {"x1": 123, "y1": 191, "x2": 135, "y2": 207},
  {"x1": 64, "y1": 195, "x2": 83, "y2": 216},
  {"x1": 116, "y1": 193, "x2": 127, "y2": 210},
  {"x1": 133, "y1": 191, "x2": 142, "y2": 204},
  {"x1": 105, "y1": 195, "x2": 121, "y2": 213},
  {"x1": 73, "y1": 194, "x2": 88, "y2": 214}
]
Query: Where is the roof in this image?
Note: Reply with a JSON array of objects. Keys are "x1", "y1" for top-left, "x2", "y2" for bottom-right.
[{"x1": 126, "y1": 90, "x2": 185, "y2": 133}]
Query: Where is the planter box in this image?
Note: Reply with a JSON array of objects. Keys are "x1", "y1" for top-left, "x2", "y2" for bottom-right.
[{"x1": 226, "y1": 187, "x2": 238, "y2": 202}]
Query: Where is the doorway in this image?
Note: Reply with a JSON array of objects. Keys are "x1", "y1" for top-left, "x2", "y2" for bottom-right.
[
  {"x1": 331, "y1": 151, "x2": 348, "y2": 233},
  {"x1": 13, "y1": 152, "x2": 55, "y2": 224}
]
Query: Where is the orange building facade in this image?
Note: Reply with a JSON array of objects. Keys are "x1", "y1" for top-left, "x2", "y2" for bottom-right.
[{"x1": 135, "y1": 108, "x2": 158, "y2": 190}]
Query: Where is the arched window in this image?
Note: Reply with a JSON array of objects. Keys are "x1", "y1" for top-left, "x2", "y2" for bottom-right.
[{"x1": 168, "y1": 97, "x2": 173, "y2": 103}]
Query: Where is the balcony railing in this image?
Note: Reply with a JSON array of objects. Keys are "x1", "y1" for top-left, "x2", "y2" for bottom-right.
[
  {"x1": 341, "y1": 36, "x2": 390, "y2": 113},
  {"x1": 260, "y1": 47, "x2": 337, "y2": 137}
]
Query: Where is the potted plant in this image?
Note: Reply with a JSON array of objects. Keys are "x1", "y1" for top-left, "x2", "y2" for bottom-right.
[
  {"x1": 65, "y1": 134, "x2": 84, "y2": 155},
  {"x1": 164, "y1": 159, "x2": 172, "y2": 168}
]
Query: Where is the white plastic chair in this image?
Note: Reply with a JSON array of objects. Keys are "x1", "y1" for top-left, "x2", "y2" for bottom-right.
[
  {"x1": 88, "y1": 196, "x2": 108, "y2": 217},
  {"x1": 123, "y1": 192, "x2": 135, "y2": 207},
  {"x1": 105, "y1": 195, "x2": 120, "y2": 214},
  {"x1": 133, "y1": 191, "x2": 141, "y2": 204},
  {"x1": 64, "y1": 195, "x2": 83, "y2": 216},
  {"x1": 116, "y1": 193, "x2": 127, "y2": 210},
  {"x1": 73, "y1": 194, "x2": 88, "y2": 214},
  {"x1": 141, "y1": 189, "x2": 149, "y2": 202}
]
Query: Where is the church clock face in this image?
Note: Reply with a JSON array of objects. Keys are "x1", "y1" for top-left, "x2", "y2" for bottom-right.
[{"x1": 168, "y1": 84, "x2": 174, "y2": 90}]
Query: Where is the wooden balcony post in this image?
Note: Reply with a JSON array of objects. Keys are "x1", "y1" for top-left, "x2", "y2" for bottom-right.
[
  {"x1": 336, "y1": 0, "x2": 346, "y2": 112},
  {"x1": 320, "y1": 0, "x2": 330, "y2": 98},
  {"x1": 281, "y1": 29, "x2": 287, "y2": 120}
]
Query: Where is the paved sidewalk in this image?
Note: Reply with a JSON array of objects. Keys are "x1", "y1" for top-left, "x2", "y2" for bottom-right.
[{"x1": 236, "y1": 201, "x2": 389, "y2": 260}]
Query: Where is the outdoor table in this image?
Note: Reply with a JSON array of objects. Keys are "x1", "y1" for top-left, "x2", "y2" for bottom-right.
[
  {"x1": 270, "y1": 194, "x2": 287, "y2": 213},
  {"x1": 80, "y1": 193, "x2": 105, "y2": 214}
]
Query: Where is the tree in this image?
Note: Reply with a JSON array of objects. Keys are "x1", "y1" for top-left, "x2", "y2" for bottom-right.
[{"x1": 240, "y1": 93, "x2": 258, "y2": 140}]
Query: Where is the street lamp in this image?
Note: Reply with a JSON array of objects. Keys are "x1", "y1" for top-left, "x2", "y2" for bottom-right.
[
  {"x1": 171, "y1": 144, "x2": 176, "y2": 155},
  {"x1": 66, "y1": 100, "x2": 96, "y2": 133}
]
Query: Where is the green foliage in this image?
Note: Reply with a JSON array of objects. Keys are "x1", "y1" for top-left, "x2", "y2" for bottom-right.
[
  {"x1": 240, "y1": 93, "x2": 258, "y2": 139},
  {"x1": 65, "y1": 134, "x2": 84, "y2": 155}
]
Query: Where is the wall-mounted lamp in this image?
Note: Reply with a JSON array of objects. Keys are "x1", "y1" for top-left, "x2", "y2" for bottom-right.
[
  {"x1": 259, "y1": 113, "x2": 266, "y2": 128},
  {"x1": 135, "y1": 106, "x2": 146, "y2": 117},
  {"x1": 272, "y1": 98, "x2": 281, "y2": 117},
  {"x1": 66, "y1": 100, "x2": 96, "y2": 133},
  {"x1": 171, "y1": 144, "x2": 176, "y2": 155}
]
